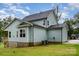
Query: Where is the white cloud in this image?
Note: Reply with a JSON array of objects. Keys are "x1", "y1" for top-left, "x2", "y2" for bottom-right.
[
  {"x1": 58, "y1": 11, "x2": 69, "y2": 24},
  {"x1": 9, "y1": 5, "x2": 30, "y2": 16},
  {"x1": 60, "y1": 5, "x2": 72, "y2": 19},
  {"x1": 14, "y1": 9, "x2": 30, "y2": 15},
  {"x1": 5, "y1": 3, "x2": 13, "y2": 6},
  {"x1": 0, "y1": 14, "x2": 9, "y2": 19},
  {"x1": 59, "y1": 8, "x2": 69, "y2": 23},
  {"x1": 26, "y1": 6, "x2": 31, "y2": 10},
  {"x1": 60, "y1": 6, "x2": 69, "y2": 19},
  {"x1": 51, "y1": 3, "x2": 56, "y2": 8},
  {"x1": 69, "y1": 3, "x2": 79, "y2": 8},
  {"x1": 68, "y1": 3, "x2": 79, "y2": 10},
  {"x1": 0, "y1": 10, "x2": 7, "y2": 15},
  {"x1": 63, "y1": 7, "x2": 69, "y2": 11},
  {"x1": 61, "y1": 12, "x2": 68, "y2": 18},
  {"x1": 0, "y1": 3, "x2": 30, "y2": 19},
  {"x1": 61, "y1": 3, "x2": 79, "y2": 19},
  {"x1": 0, "y1": 10, "x2": 10, "y2": 19}
]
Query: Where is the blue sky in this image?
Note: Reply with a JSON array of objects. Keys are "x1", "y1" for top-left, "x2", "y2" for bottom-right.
[{"x1": 0, "y1": 3, "x2": 79, "y2": 22}]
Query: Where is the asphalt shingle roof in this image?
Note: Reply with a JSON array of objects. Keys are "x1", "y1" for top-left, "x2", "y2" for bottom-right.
[
  {"x1": 48, "y1": 24, "x2": 67, "y2": 29},
  {"x1": 23, "y1": 9, "x2": 54, "y2": 21}
]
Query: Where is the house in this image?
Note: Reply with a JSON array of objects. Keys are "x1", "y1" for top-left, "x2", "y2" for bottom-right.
[{"x1": 4, "y1": 9, "x2": 68, "y2": 48}]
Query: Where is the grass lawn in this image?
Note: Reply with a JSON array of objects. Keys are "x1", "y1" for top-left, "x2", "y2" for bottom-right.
[
  {"x1": 0, "y1": 43, "x2": 4, "y2": 48},
  {"x1": 0, "y1": 43, "x2": 79, "y2": 56}
]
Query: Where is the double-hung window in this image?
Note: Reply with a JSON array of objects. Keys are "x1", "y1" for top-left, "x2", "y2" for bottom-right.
[{"x1": 20, "y1": 29, "x2": 25, "y2": 37}]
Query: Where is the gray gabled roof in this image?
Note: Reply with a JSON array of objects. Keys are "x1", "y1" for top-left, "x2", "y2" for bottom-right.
[
  {"x1": 4, "y1": 18, "x2": 34, "y2": 30},
  {"x1": 23, "y1": 9, "x2": 55, "y2": 21},
  {"x1": 48, "y1": 23, "x2": 67, "y2": 30}
]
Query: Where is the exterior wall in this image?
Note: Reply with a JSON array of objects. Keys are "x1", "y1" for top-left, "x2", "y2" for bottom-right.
[
  {"x1": 48, "y1": 29, "x2": 62, "y2": 42},
  {"x1": 5, "y1": 20, "x2": 29, "y2": 43},
  {"x1": 33, "y1": 27, "x2": 47, "y2": 43},
  {"x1": 62, "y1": 27, "x2": 68, "y2": 42}
]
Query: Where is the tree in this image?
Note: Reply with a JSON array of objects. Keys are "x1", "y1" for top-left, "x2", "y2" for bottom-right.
[
  {"x1": 0, "y1": 21, "x2": 3, "y2": 42},
  {"x1": 64, "y1": 18, "x2": 75, "y2": 38},
  {"x1": 73, "y1": 12, "x2": 79, "y2": 24},
  {"x1": 74, "y1": 12, "x2": 79, "y2": 19},
  {"x1": 0, "y1": 16, "x2": 14, "y2": 42}
]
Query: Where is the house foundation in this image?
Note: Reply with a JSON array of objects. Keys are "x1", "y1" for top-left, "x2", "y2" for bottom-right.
[
  {"x1": 4, "y1": 41, "x2": 66, "y2": 48},
  {"x1": 5, "y1": 41, "x2": 46, "y2": 48}
]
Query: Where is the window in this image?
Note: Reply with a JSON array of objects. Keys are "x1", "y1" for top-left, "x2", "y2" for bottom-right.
[
  {"x1": 9, "y1": 32, "x2": 11, "y2": 38},
  {"x1": 43, "y1": 20, "x2": 45, "y2": 25},
  {"x1": 20, "y1": 29, "x2": 25, "y2": 37},
  {"x1": 17, "y1": 31, "x2": 18, "y2": 37},
  {"x1": 47, "y1": 21, "x2": 49, "y2": 25},
  {"x1": 43, "y1": 20, "x2": 49, "y2": 26}
]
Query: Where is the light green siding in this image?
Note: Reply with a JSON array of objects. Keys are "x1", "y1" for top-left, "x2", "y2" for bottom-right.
[
  {"x1": 33, "y1": 27, "x2": 47, "y2": 43},
  {"x1": 62, "y1": 27, "x2": 68, "y2": 42},
  {"x1": 48, "y1": 29, "x2": 62, "y2": 42},
  {"x1": 29, "y1": 27, "x2": 34, "y2": 42},
  {"x1": 47, "y1": 12, "x2": 57, "y2": 26},
  {"x1": 32, "y1": 19, "x2": 47, "y2": 27}
]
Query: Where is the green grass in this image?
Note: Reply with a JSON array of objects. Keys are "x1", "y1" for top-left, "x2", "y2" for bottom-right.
[
  {"x1": 0, "y1": 43, "x2": 4, "y2": 48},
  {"x1": 0, "y1": 43, "x2": 79, "y2": 56}
]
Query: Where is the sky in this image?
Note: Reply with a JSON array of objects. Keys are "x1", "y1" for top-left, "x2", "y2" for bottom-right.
[{"x1": 0, "y1": 3, "x2": 79, "y2": 23}]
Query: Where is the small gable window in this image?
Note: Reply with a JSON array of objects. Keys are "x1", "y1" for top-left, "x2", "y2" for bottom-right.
[
  {"x1": 9, "y1": 32, "x2": 11, "y2": 38},
  {"x1": 43, "y1": 20, "x2": 45, "y2": 25},
  {"x1": 20, "y1": 29, "x2": 25, "y2": 37}
]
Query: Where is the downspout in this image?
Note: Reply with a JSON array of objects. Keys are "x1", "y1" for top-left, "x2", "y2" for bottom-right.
[
  {"x1": 46, "y1": 20, "x2": 48, "y2": 41},
  {"x1": 32, "y1": 26, "x2": 34, "y2": 46},
  {"x1": 61, "y1": 28, "x2": 62, "y2": 44},
  {"x1": 46, "y1": 28, "x2": 48, "y2": 41},
  {"x1": 31, "y1": 24, "x2": 34, "y2": 46}
]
